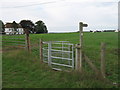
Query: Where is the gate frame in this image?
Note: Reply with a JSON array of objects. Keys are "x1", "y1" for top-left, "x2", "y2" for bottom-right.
[{"x1": 40, "y1": 40, "x2": 75, "y2": 71}]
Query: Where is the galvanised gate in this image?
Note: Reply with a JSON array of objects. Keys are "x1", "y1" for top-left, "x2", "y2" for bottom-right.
[{"x1": 42, "y1": 41, "x2": 74, "y2": 71}]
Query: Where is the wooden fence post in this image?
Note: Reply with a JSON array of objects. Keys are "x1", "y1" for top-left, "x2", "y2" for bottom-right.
[
  {"x1": 101, "y1": 42, "x2": 106, "y2": 78},
  {"x1": 76, "y1": 22, "x2": 88, "y2": 72},
  {"x1": 79, "y1": 22, "x2": 83, "y2": 72},
  {"x1": 40, "y1": 39, "x2": 43, "y2": 63},
  {"x1": 75, "y1": 44, "x2": 81, "y2": 72},
  {"x1": 25, "y1": 29, "x2": 31, "y2": 52}
]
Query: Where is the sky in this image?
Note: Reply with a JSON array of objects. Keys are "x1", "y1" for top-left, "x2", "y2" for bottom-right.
[{"x1": 0, "y1": 0, "x2": 119, "y2": 32}]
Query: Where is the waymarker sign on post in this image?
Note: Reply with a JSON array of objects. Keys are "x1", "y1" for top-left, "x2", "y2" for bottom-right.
[{"x1": 76, "y1": 22, "x2": 88, "y2": 72}]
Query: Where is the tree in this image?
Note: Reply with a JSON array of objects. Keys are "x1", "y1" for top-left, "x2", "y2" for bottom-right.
[
  {"x1": 44, "y1": 25, "x2": 48, "y2": 33},
  {"x1": 12, "y1": 21, "x2": 18, "y2": 34},
  {"x1": 19, "y1": 20, "x2": 35, "y2": 51},
  {"x1": 35, "y1": 20, "x2": 48, "y2": 34},
  {"x1": 0, "y1": 20, "x2": 5, "y2": 34},
  {"x1": 19, "y1": 20, "x2": 35, "y2": 34}
]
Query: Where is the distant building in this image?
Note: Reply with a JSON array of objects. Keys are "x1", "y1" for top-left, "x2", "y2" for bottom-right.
[
  {"x1": 5, "y1": 23, "x2": 24, "y2": 35},
  {"x1": 115, "y1": 29, "x2": 119, "y2": 32}
]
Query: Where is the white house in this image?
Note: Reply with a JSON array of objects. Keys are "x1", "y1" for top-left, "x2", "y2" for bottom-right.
[
  {"x1": 5, "y1": 23, "x2": 24, "y2": 35},
  {"x1": 115, "y1": 29, "x2": 119, "y2": 32}
]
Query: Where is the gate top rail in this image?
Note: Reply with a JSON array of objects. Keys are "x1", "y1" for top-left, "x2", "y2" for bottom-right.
[
  {"x1": 43, "y1": 41, "x2": 69, "y2": 43},
  {"x1": 51, "y1": 41, "x2": 69, "y2": 42},
  {"x1": 52, "y1": 43, "x2": 73, "y2": 45},
  {"x1": 42, "y1": 41, "x2": 73, "y2": 45}
]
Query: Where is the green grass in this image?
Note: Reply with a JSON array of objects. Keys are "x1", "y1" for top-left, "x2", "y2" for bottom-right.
[
  {"x1": 2, "y1": 32, "x2": 119, "y2": 88},
  {"x1": 2, "y1": 49, "x2": 116, "y2": 88},
  {"x1": 29, "y1": 32, "x2": 118, "y2": 83}
]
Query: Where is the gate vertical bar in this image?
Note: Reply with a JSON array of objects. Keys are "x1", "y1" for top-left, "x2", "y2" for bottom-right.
[
  {"x1": 62, "y1": 41, "x2": 63, "y2": 63},
  {"x1": 72, "y1": 44, "x2": 74, "y2": 69},
  {"x1": 48, "y1": 42, "x2": 52, "y2": 67},
  {"x1": 68, "y1": 43, "x2": 71, "y2": 65}
]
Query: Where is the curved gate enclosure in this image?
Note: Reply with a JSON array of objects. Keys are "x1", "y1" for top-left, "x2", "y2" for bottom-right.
[{"x1": 42, "y1": 41, "x2": 75, "y2": 71}]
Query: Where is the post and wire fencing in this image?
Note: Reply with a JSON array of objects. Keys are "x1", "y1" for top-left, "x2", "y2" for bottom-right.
[
  {"x1": 75, "y1": 22, "x2": 117, "y2": 85},
  {"x1": 75, "y1": 22, "x2": 106, "y2": 77}
]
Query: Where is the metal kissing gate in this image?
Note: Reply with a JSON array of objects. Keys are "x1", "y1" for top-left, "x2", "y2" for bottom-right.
[{"x1": 42, "y1": 41, "x2": 74, "y2": 71}]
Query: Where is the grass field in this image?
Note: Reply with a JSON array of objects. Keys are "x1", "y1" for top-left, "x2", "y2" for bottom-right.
[{"x1": 2, "y1": 32, "x2": 119, "y2": 88}]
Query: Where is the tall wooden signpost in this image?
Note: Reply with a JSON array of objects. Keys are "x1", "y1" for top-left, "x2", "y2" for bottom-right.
[{"x1": 76, "y1": 22, "x2": 88, "y2": 72}]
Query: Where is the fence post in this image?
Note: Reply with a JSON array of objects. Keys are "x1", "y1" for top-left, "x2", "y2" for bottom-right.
[
  {"x1": 78, "y1": 22, "x2": 88, "y2": 72},
  {"x1": 79, "y1": 22, "x2": 83, "y2": 72},
  {"x1": 40, "y1": 39, "x2": 43, "y2": 63},
  {"x1": 48, "y1": 42, "x2": 52, "y2": 67},
  {"x1": 101, "y1": 42, "x2": 106, "y2": 78},
  {"x1": 75, "y1": 44, "x2": 81, "y2": 72},
  {"x1": 25, "y1": 29, "x2": 31, "y2": 52}
]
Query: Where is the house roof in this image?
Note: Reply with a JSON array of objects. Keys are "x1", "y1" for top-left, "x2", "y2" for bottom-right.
[{"x1": 5, "y1": 23, "x2": 23, "y2": 28}]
